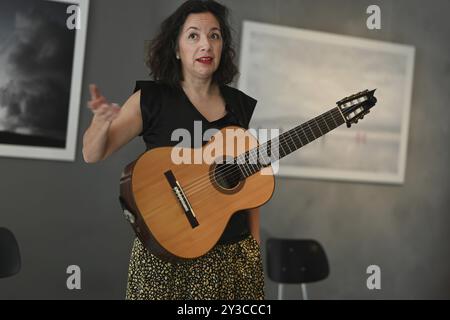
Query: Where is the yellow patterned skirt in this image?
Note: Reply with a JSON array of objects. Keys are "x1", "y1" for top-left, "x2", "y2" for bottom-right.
[{"x1": 125, "y1": 235, "x2": 265, "y2": 300}]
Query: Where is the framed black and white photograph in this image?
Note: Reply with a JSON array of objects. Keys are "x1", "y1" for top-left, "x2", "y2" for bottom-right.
[
  {"x1": 239, "y1": 21, "x2": 415, "y2": 184},
  {"x1": 0, "y1": 0, "x2": 89, "y2": 161}
]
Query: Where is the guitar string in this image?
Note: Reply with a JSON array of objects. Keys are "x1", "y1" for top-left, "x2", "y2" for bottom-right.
[
  {"x1": 182, "y1": 109, "x2": 344, "y2": 196},
  {"x1": 183, "y1": 109, "x2": 343, "y2": 196},
  {"x1": 146, "y1": 109, "x2": 344, "y2": 214},
  {"x1": 183, "y1": 109, "x2": 343, "y2": 195},
  {"x1": 188, "y1": 101, "x2": 371, "y2": 210},
  {"x1": 188, "y1": 111, "x2": 343, "y2": 208}
]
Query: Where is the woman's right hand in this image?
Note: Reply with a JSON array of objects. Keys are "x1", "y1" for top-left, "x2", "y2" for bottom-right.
[
  {"x1": 83, "y1": 83, "x2": 142, "y2": 163},
  {"x1": 88, "y1": 84, "x2": 121, "y2": 123}
]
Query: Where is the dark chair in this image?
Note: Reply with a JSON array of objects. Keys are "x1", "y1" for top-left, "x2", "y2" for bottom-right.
[
  {"x1": 0, "y1": 227, "x2": 21, "y2": 278},
  {"x1": 266, "y1": 238, "x2": 329, "y2": 300}
]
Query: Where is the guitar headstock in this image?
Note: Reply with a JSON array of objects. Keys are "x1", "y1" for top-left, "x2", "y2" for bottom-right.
[{"x1": 337, "y1": 89, "x2": 377, "y2": 128}]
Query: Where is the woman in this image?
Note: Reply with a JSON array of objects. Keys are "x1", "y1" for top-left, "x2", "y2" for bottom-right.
[{"x1": 83, "y1": 0, "x2": 264, "y2": 300}]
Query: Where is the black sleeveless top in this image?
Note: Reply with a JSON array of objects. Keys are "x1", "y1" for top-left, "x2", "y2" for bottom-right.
[{"x1": 133, "y1": 80, "x2": 257, "y2": 245}]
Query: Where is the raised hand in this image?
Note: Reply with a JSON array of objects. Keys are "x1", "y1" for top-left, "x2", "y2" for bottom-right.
[{"x1": 87, "y1": 84, "x2": 121, "y2": 123}]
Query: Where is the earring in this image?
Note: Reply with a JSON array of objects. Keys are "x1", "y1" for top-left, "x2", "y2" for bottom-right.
[{"x1": 176, "y1": 54, "x2": 180, "y2": 60}]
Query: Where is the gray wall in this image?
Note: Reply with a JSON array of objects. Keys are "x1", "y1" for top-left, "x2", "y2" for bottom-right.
[{"x1": 1, "y1": 0, "x2": 449, "y2": 299}]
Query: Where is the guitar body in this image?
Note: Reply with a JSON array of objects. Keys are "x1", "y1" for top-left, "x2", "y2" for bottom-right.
[{"x1": 120, "y1": 126, "x2": 275, "y2": 263}]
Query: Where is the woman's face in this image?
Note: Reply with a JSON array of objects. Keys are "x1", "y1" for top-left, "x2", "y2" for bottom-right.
[{"x1": 177, "y1": 12, "x2": 223, "y2": 82}]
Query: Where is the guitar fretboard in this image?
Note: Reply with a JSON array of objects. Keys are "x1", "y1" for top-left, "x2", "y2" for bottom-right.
[{"x1": 236, "y1": 107, "x2": 346, "y2": 178}]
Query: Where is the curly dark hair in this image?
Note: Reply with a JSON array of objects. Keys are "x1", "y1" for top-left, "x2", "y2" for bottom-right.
[{"x1": 146, "y1": 0, "x2": 238, "y2": 87}]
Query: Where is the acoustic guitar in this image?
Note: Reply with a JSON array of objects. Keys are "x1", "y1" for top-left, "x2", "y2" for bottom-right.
[{"x1": 119, "y1": 89, "x2": 377, "y2": 263}]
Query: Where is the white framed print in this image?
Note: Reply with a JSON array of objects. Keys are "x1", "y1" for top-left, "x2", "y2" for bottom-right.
[
  {"x1": 238, "y1": 21, "x2": 415, "y2": 184},
  {"x1": 0, "y1": 0, "x2": 89, "y2": 161}
]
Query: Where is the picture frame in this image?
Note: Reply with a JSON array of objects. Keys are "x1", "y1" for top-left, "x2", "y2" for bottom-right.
[
  {"x1": 0, "y1": 0, "x2": 89, "y2": 161},
  {"x1": 238, "y1": 21, "x2": 415, "y2": 184}
]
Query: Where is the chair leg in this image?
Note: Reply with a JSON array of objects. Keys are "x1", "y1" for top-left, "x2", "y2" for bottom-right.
[
  {"x1": 278, "y1": 283, "x2": 284, "y2": 300},
  {"x1": 301, "y1": 283, "x2": 308, "y2": 300}
]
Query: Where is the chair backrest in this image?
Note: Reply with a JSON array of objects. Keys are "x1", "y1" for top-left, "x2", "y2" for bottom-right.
[
  {"x1": 0, "y1": 227, "x2": 21, "y2": 278},
  {"x1": 266, "y1": 238, "x2": 329, "y2": 284}
]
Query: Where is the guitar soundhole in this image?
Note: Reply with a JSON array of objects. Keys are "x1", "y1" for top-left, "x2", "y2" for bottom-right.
[{"x1": 213, "y1": 163, "x2": 242, "y2": 191}]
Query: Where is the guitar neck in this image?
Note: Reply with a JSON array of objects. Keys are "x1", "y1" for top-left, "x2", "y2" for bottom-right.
[{"x1": 237, "y1": 107, "x2": 346, "y2": 178}]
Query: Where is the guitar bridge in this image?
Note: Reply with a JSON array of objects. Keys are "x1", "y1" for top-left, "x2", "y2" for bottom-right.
[{"x1": 164, "y1": 170, "x2": 199, "y2": 229}]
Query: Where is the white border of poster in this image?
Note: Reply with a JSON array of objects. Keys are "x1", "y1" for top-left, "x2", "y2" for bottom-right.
[{"x1": 0, "y1": 0, "x2": 89, "y2": 161}]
